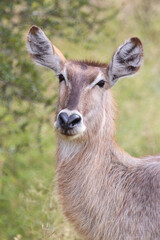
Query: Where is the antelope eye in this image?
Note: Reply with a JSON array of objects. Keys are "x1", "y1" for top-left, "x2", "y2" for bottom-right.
[
  {"x1": 96, "y1": 80, "x2": 105, "y2": 88},
  {"x1": 58, "y1": 74, "x2": 65, "y2": 83}
]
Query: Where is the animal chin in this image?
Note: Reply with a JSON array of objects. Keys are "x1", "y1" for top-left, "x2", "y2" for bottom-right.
[
  {"x1": 54, "y1": 121, "x2": 86, "y2": 139},
  {"x1": 59, "y1": 129, "x2": 82, "y2": 138},
  {"x1": 60, "y1": 130, "x2": 78, "y2": 136},
  {"x1": 58, "y1": 128, "x2": 85, "y2": 141}
]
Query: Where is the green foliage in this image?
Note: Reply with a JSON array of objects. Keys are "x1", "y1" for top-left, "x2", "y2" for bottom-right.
[
  {"x1": 1, "y1": 0, "x2": 160, "y2": 239},
  {"x1": 0, "y1": 0, "x2": 113, "y2": 158}
]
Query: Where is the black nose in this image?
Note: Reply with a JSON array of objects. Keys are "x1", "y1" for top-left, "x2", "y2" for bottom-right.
[{"x1": 58, "y1": 112, "x2": 81, "y2": 131}]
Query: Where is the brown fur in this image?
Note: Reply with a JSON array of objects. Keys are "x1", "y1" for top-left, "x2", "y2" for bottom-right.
[
  {"x1": 56, "y1": 63, "x2": 160, "y2": 240},
  {"x1": 71, "y1": 59, "x2": 108, "y2": 68}
]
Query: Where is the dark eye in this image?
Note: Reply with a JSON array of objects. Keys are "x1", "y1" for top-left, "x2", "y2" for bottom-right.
[
  {"x1": 96, "y1": 80, "x2": 105, "y2": 88},
  {"x1": 58, "y1": 74, "x2": 65, "y2": 83}
]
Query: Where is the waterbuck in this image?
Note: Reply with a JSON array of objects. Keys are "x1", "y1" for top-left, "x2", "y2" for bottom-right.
[{"x1": 27, "y1": 26, "x2": 160, "y2": 240}]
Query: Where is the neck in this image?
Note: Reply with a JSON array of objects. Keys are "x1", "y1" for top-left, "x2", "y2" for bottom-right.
[{"x1": 57, "y1": 137, "x2": 139, "y2": 168}]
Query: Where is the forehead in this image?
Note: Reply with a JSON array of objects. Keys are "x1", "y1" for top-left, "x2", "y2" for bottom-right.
[{"x1": 64, "y1": 60, "x2": 107, "y2": 85}]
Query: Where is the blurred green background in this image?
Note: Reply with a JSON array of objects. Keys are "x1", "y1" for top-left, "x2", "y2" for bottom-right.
[{"x1": 0, "y1": 0, "x2": 160, "y2": 239}]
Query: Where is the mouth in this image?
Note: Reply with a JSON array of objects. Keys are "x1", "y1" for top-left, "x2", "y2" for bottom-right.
[{"x1": 54, "y1": 121, "x2": 86, "y2": 138}]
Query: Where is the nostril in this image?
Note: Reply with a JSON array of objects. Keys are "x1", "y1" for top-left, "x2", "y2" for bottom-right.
[
  {"x1": 72, "y1": 118, "x2": 81, "y2": 126},
  {"x1": 58, "y1": 112, "x2": 69, "y2": 129},
  {"x1": 68, "y1": 114, "x2": 81, "y2": 129}
]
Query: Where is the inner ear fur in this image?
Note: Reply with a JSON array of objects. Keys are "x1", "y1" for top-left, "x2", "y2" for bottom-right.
[
  {"x1": 108, "y1": 37, "x2": 143, "y2": 87},
  {"x1": 27, "y1": 25, "x2": 66, "y2": 73}
]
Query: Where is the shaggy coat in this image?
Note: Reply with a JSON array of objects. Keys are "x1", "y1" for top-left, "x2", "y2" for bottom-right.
[{"x1": 27, "y1": 25, "x2": 160, "y2": 240}]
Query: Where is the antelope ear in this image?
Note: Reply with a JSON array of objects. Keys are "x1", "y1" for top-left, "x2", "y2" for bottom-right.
[
  {"x1": 108, "y1": 37, "x2": 143, "y2": 87},
  {"x1": 27, "y1": 25, "x2": 66, "y2": 73}
]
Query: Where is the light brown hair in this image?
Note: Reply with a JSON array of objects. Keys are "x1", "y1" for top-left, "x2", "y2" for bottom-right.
[{"x1": 27, "y1": 26, "x2": 160, "y2": 240}]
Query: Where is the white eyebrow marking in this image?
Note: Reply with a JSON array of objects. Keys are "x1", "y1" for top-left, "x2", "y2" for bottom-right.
[
  {"x1": 89, "y1": 73, "x2": 104, "y2": 89},
  {"x1": 59, "y1": 66, "x2": 69, "y2": 86}
]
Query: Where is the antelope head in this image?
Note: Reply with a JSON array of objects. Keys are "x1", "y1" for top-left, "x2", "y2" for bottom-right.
[{"x1": 27, "y1": 26, "x2": 143, "y2": 141}]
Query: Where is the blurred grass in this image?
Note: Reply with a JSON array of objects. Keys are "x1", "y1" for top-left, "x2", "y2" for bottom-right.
[{"x1": 1, "y1": 1, "x2": 160, "y2": 239}]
